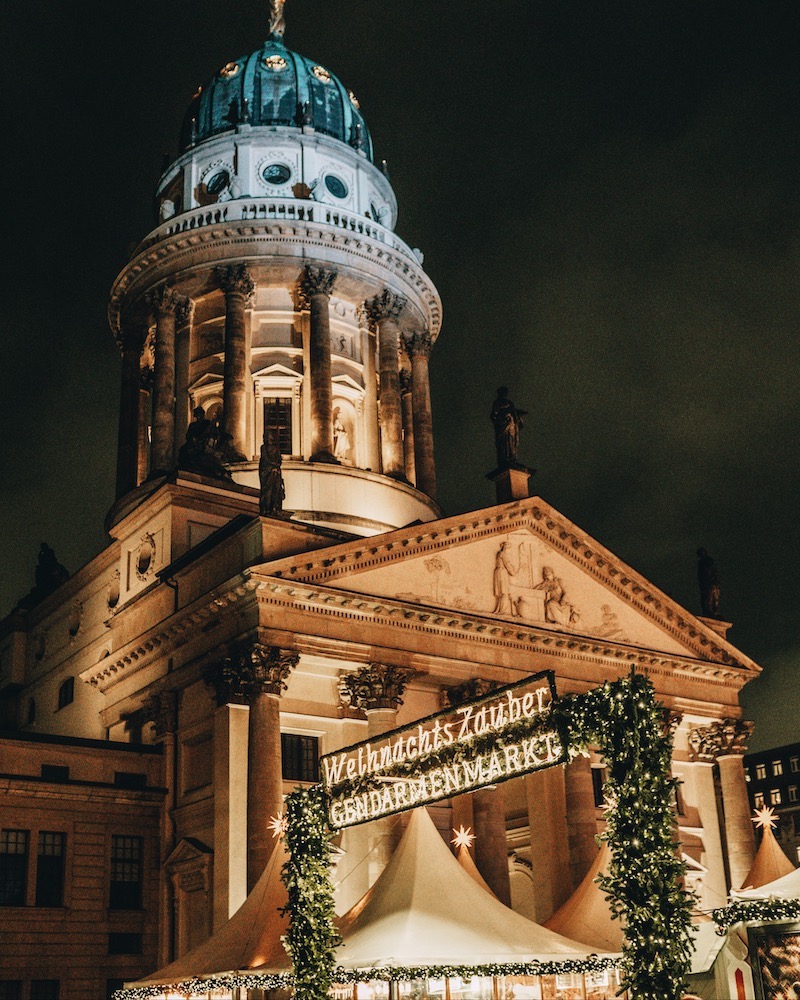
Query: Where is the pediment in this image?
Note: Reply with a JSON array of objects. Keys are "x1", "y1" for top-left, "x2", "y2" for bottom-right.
[
  {"x1": 264, "y1": 497, "x2": 759, "y2": 670},
  {"x1": 164, "y1": 837, "x2": 213, "y2": 869}
]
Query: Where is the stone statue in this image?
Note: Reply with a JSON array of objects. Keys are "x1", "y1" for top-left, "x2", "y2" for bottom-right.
[
  {"x1": 697, "y1": 547, "x2": 721, "y2": 618},
  {"x1": 35, "y1": 543, "x2": 69, "y2": 595},
  {"x1": 534, "y1": 566, "x2": 576, "y2": 626},
  {"x1": 333, "y1": 407, "x2": 350, "y2": 461},
  {"x1": 490, "y1": 387, "x2": 526, "y2": 468},
  {"x1": 259, "y1": 435, "x2": 286, "y2": 516},
  {"x1": 492, "y1": 541, "x2": 518, "y2": 615},
  {"x1": 269, "y1": 0, "x2": 287, "y2": 38},
  {"x1": 177, "y1": 405, "x2": 233, "y2": 481}
]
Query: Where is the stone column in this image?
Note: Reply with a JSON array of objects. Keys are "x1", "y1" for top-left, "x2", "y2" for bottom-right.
[
  {"x1": 115, "y1": 330, "x2": 144, "y2": 497},
  {"x1": 217, "y1": 264, "x2": 255, "y2": 461},
  {"x1": 299, "y1": 266, "x2": 338, "y2": 462},
  {"x1": 142, "y1": 691, "x2": 179, "y2": 966},
  {"x1": 342, "y1": 663, "x2": 413, "y2": 881},
  {"x1": 399, "y1": 368, "x2": 416, "y2": 485},
  {"x1": 146, "y1": 284, "x2": 182, "y2": 475},
  {"x1": 137, "y1": 366, "x2": 152, "y2": 485},
  {"x1": 213, "y1": 643, "x2": 299, "y2": 894},
  {"x1": 689, "y1": 719, "x2": 756, "y2": 891},
  {"x1": 684, "y1": 760, "x2": 728, "y2": 909},
  {"x1": 367, "y1": 289, "x2": 406, "y2": 478},
  {"x1": 173, "y1": 297, "x2": 195, "y2": 462},
  {"x1": 402, "y1": 327, "x2": 436, "y2": 498},
  {"x1": 359, "y1": 305, "x2": 381, "y2": 472},
  {"x1": 525, "y1": 766, "x2": 571, "y2": 920},
  {"x1": 443, "y1": 679, "x2": 512, "y2": 906},
  {"x1": 564, "y1": 756, "x2": 599, "y2": 888}
]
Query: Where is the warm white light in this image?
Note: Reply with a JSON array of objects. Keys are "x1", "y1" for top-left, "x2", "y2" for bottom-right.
[
  {"x1": 753, "y1": 805, "x2": 778, "y2": 830},
  {"x1": 269, "y1": 812, "x2": 289, "y2": 839},
  {"x1": 452, "y1": 824, "x2": 475, "y2": 849}
]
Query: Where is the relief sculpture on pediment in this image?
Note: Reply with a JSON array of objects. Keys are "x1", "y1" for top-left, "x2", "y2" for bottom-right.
[{"x1": 490, "y1": 536, "x2": 581, "y2": 627}]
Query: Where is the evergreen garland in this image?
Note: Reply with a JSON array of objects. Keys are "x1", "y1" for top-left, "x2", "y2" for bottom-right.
[
  {"x1": 281, "y1": 784, "x2": 341, "y2": 1000},
  {"x1": 713, "y1": 898, "x2": 800, "y2": 932},
  {"x1": 554, "y1": 671, "x2": 694, "y2": 1000}
]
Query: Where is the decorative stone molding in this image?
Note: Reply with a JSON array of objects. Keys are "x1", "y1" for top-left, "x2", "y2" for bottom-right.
[
  {"x1": 340, "y1": 662, "x2": 413, "y2": 711},
  {"x1": 174, "y1": 296, "x2": 195, "y2": 329},
  {"x1": 399, "y1": 368, "x2": 412, "y2": 394},
  {"x1": 299, "y1": 264, "x2": 337, "y2": 303},
  {"x1": 145, "y1": 283, "x2": 180, "y2": 317},
  {"x1": 210, "y1": 642, "x2": 299, "y2": 705},
  {"x1": 688, "y1": 718, "x2": 754, "y2": 762},
  {"x1": 441, "y1": 677, "x2": 498, "y2": 710},
  {"x1": 142, "y1": 690, "x2": 179, "y2": 739},
  {"x1": 215, "y1": 263, "x2": 255, "y2": 301},
  {"x1": 662, "y1": 709, "x2": 683, "y2": 738},
  {"x1": 366, "y1": 288, "x2": 406, "y2": 324},
  {"x1": 402, "y1": 327, "x2": 433, "y2": 359}
]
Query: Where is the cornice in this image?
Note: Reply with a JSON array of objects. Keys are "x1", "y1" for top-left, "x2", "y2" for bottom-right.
[
  {"x1": 252, "y1": 576, "x2": 754, "y2": 690},
  {"x1": 260, "y1": 497, "x2": 761, "y2": 675}
]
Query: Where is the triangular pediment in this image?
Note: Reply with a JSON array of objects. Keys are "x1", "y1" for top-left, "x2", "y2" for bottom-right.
[{"x1": 263, "y1": 497, "x2": 759, "y2": 670}]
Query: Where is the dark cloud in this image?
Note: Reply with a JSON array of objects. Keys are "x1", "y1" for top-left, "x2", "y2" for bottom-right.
[{"x1": 3, "y1": 0, "x2": 799, "y2": 751}]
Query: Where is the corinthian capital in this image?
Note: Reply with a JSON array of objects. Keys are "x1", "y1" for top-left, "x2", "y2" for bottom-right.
[
  {"x1": 175, "y1": 296, "x2": 195, "y2": 329},
  {"x1": 341, "y1": 662, "x2": 413, "y2": 711},
  {"x1": 141, "y1": 690, "x2": 178, "y2": 739},
  {"x1": 209, "y1": 643, "x2": 299, "y2": 705},
  {"x1": 215, "y1": 263, "x2": 255, "y2": 301},
  {"x1": 145, "y1": 283, "x2": 180, "y2": 318},
  {"x1": 441, "y1": 677, "x2": 497, "y2": 710},
  {"x1": 366, "y1": 289, "x2": 406, "y2": 324},
  {"x1": 402, "y1": 327, "x2": 433, "y2": 359},
  {"x1": 299, "y1": 265, "x2": 337, "y2": 302},
  {"x1": 688, "y1": 718, "x2": 754, "y2": 762}
]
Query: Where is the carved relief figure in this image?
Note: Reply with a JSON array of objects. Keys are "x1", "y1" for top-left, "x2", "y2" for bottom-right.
[
  {"x1": 490, "y1": 386, "x2": 526, "y2": 467},
  {"x1": 534, "y1": 566, "x2": 577, "y2": 626},
  {"x1": 332, "y1": 407, "x2": 350, "y2": 462},
  {"x1": 592, "y1": 603, "x2": 627, "y2": 640},
  {"x1": 492, "y1": 542, "x2": 518, "y2": 615}
]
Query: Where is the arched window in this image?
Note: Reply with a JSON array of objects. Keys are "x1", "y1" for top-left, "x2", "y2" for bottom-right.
[{"x1": 57, "y1": 677, "x2": 74, "y2": 711}]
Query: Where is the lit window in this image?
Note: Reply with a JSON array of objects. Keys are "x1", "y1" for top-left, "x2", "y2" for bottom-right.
[
  {"x1": 281, "y1": 733, "x2": 319, "y2": 783},
  {"x1": 36, "y1": 832, "x2": 65, "y2": 907},
  {"x1": 264, "y1": 54, "x2": 287, "y2": 71},
  {"x1": 791, "y1": 757, "x2": 799, "y2": 773},
  {"x1": 56, "y1": 677, "x2": 74, "y2": 711},
  {"x1": 218, "y1": 61, "x2": 239, "y2": 79},
  {"x1": 754, "y1": 792, "x2": 765, "y2": 809},
  {"x1": 755, "y1": 763, "x2": 767, "y2": 780},
  {"x1": 312, "y1": 65, "x2": 331, "y2": 84},
  {"x1": 771, "y1": 789, "x2": 782, "y2": 806},
  {"x1": 789, "y1": 786, "x2": 798, "y2": 803},
  {"x1": 348, "y1": 89, "x2": 360, "y2": 109},
  {"x1": 109, "y1": 836, "x2": 142, "y2": 910},
  {"x1": 0, "y1": 830, "x2": 28, "y2": 906},
  {"x1": 773, "y1": 760, "x2": 784, "y2": 777},
  {"x1": 264, "y1": 398, "x2": 293, "y2": 456}
]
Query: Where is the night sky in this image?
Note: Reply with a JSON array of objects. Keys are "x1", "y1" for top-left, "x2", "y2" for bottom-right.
[{"x1": 3, "y1": 1, "x2": 799, "y2": 751}]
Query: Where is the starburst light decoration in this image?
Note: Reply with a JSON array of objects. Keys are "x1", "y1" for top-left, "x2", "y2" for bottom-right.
[
  {"x1": 451, "y1": 825, "x2": 475, "y2": 850},
  {"x1": 268, "y1": 812, "x2": 289, "y2": 839},
  {"x1": 752, "y1": 805, "x2": 778, "y2": 830}
]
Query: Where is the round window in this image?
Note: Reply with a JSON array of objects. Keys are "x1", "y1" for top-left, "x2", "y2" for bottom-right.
[
  {"x1": 262, "y1": 163, "x2": 292, "y2": 186},
  {"x1": 206, "y1": 169, "x2": 230, "y2": 195},
  {"x1": 264, "y1": 54, "x2": 287, "y2": 71},
  {"x1": 136, "y1": 537, "x2": 155, "y2": 578},
  {"x1": 219, "y1": 61, "x2": 240, "y2": 79},
  {"x1": 324, "y1": 174, "x2": 348, "y2": 199},
  {"x1": 312, "y1": 65, "x2": 332, "y2": 84}
]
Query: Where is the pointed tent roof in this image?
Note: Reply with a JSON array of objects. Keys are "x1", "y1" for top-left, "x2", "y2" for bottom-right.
[
  {"x1": 454, "y1": 842, "x2": 498, "y2": 898},
  {"x1": 336, "y1": 807, "x2": 611, "y2": 969},
  {"x1": 739, "y1": 820, "x2": 796, "y2": 891},
  {"x1": 543, "y1": 842, "x2": 624, "y2": 953},
  {"x1": 130, "y1": 840, "x2": 291, "y2": 988}
]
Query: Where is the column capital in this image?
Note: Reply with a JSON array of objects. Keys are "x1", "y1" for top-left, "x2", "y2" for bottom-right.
[
  {"x1": 402, "y1": 327, "x2": 433, "y2": 359},
  {"x1": 441, "y1": 677, "x2": 498, "y2": 710},
  {"x1": 209, "y1": 643, "x2": 299, "y2": 705},
  {"x1": 299, "y1": 265, "x2": 337, "y2": 303},
  {"x1": 399, "y1": 367, "x2": 412, "y2": 395},
  {"x1": 341, "y1": 662, "x2": 413, "y2": 711},
  {"x1": 141, "y1": 690, "x2": 178, "y2": 739},
  {"x1": 175, "y1": 296, "x2": 195, "y2": 329},
  {"x1": 366, "y1": 289, "x2": 406, "y2": 324},
  {"x1": 145, "y1": 283, "x2": 181, "y2": 318},
  {"x1": 215, "y1": 263, "x2": 255, "y2": 302},
  {"x1": 662, "y1": 708, "x2": 683, "y2": 738},
  {"x1": 356, "y1": 302, "x2": 371, "y2": 330},
  {"x1": 688, "y1": 718, "x2": 754, "y2": 762}
]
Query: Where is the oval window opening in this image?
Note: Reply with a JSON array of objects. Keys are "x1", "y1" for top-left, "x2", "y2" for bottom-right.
[
  {"x1": 206, "y1": 170, "x2": 230, "y2": 195},
  {"x1": 262, "y1": 163, "x2": 292, "y2": 186},
  {"x1": 324, "y1": 174, "x2": 348, "y2": 199}
]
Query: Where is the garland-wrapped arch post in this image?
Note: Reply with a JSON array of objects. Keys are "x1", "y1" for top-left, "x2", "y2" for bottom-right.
[{"x1": 554, "y1": 670, "x2": 695, "y2": 1000}]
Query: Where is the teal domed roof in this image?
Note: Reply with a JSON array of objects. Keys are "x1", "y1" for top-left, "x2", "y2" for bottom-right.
[{"x1": 180, "y1": 36, "x2": 373, "y2": 160}]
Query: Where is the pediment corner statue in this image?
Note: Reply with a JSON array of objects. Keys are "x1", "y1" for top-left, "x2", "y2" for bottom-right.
[{"x1": 490, "y1": 386, "x2": 527, "y2": 468}]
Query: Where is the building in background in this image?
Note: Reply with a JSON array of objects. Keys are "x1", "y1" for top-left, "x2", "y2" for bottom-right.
[
  {"x1": 0, "y1": 6, "x2": 765, "y2": 998},
  {"x1": 745, "y1": 742, "x2": 800, "y2": 865}
]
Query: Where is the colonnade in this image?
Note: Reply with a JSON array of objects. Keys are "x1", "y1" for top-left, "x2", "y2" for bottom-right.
[{"x1": 114, "y1": 264, "x2": 437, "y2": 499}]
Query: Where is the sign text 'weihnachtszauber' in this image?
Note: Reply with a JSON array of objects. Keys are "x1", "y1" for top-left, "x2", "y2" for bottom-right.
[{"x1": 320, "y1": 671, "x2": 566, "y2": 829}]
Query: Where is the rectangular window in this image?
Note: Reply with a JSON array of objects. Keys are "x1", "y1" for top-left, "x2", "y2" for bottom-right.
[
  {"x1": 771, "y1": 788, "x2": 782, "y2": 806},
  {"x1": 0, "y1": 983, "x2": 22, "y2": 1000},
  {"x1": 263, "y1": 397, "x2": 293, "y2": 455},
  {"x1": 109, "y1": 836, "x2": 142, "y2": 910},
  {"x1": 755, "y1": 763, "x2": 767, "y2": 780},
  {"x1": 281, "y1": 733, "x2": 319, "y2": 783},
  {"x1": 40, "y1": 765, "x2": 69, "y2": 783},
  {"x1": 29, "y1": 982, "x2": 59, "y2": 1000},
  {"x1": 791, "y1": 757, "x2": 799, "y2": 773},
  {"x1": 56, "y1": 677, "x2": 74, "y2": 711},
  {"x1": 591, "y1": 766, "x2": 606, "y2": 807},
  {"x1": 773, "y1": 760, "x2": 784, "y2": 777},
  {"x1": 0, "y1": 830, "x2": 28, "y2": 906},
  {"x1": 754, "y1": 792, "x2": 765, "y2": 809},
  {"x1": 108, "y1": 932, "x2": 142, "y2": 955},
  {"x1": 789, "y1": 786, "x2": 798, "y2": 803},
  {"x1": 35, "y1": 832, "x2": 65, "y2": 907}
]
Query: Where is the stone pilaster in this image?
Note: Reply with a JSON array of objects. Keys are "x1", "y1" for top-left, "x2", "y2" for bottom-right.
[
  {"x1": 402, "y1": 327, "x2": 436, "y2": 498},
  {"x1": 174, "y1": 297, "x2": 195, "y2": 463},
  {"x1": 146, "y1": 284, "x2": 182, "y2": 475},
  {"x1": 116, "y1": 330, "x2": 145, "y2": 497},
  {"x1": 299, "y1": 266, "x2": 338, "y2": 462},
  {"x1": 564, "y1": 755, "x2": 599, "y2": 888},
  {"x1": 366, "y1": 289, "x2": 406, "y2": 478},
  {"x1": 212, "y1": 642, "x2": 299, "y2": 893},
  {"x1": 443, "y1": 678, "x2": 512, "y2": 906},
  {"x1": 137, "y1": 366, "x2": 153, "y2": 484},
  {"x1": 358, "y1": 304, "x2": 381, "y2": 471},
  {"x1": 399, "y1": 368, "x2": 416, "y2": 485},
  {"x1": 217, "y1": 264, "x2": 255, "y2": 461},
  {"x1": 689, "y1": 718, "x2": 756, "y2": 891}
]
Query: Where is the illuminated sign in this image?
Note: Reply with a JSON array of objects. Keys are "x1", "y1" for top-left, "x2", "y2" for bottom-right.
[{"x1": 321, "y1": 671, "x2": 566, "y2": 829}]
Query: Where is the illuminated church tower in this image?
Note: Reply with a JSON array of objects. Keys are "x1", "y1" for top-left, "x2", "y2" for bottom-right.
[{"x1": 110, "y1": 0, "x2": 441, "y2": 535}]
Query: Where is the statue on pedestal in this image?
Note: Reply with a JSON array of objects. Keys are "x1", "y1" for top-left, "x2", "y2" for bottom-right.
[
  {"x1": 697, "y1": 547, "x2": 721, "y2": 618},
  {"x1": 177, "y1": 406, "x2": 233, "y2": 481},
  {"x1": 259, "y1": 435, "x2": 285, "y2": 516},
  {"x1": 490, "y1": 387, "x2": 526, "y2": 468}
]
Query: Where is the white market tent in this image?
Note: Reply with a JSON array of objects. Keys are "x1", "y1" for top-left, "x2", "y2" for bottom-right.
[{"x1": 543, "y1": 842, "x2": 623, "y2": 953}]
